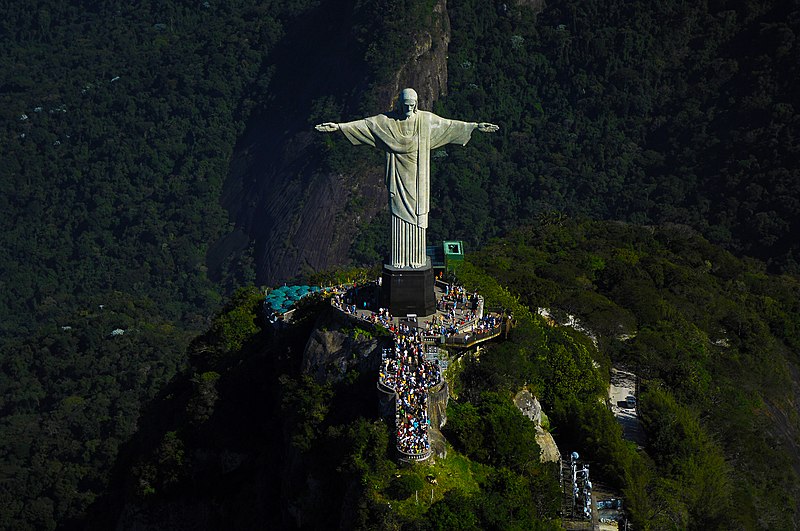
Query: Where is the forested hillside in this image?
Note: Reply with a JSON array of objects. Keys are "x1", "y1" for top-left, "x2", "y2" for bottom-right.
[
  {"x1": 465, "y1": 220, "x2": 800, "y2": 529},
  {"x1": 1, "y1": 1, "x2": 294, "y2": 340},
  {"x1": 85, "y1": 221, "x2": 800, "y2": 530},
  {"x1": 3, "y1": 0, "x2": 800, "y2": 528},
  {"x1": 419, "y1": 0, "x2": 800, "y2": 272},
  {"x1": 1, "y1": 1, "x2": 312, "y2": 527},
  {"x1": 0, "y1": 2, "x2": 448, "y2": 527}
]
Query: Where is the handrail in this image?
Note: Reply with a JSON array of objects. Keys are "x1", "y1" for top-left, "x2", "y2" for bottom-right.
[
  {"x1": 397, "y1": 448, "x2": 433, "y2": 461},
  {"x1": 377, "y1": 380, "x2": 395, "y2": 395}
]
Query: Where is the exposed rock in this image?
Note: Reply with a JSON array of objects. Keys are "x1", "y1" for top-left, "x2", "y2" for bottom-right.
[
  {"x1": 211, "y1": 0, "x2": 453, "y2": 286},
  {"x1": 428, "y1": 426, "x2": 448, "y2": 460},
  {"x1": 302, "y1": 306, "x2": 388, "y2": 385},
  {"x1": 428, "y1": 381, "x2": 450, "y2": 430},
  {"x1": 535, "y1": 426, "x2": 561, "y2": 463},
  {"x1": 380, "y1": 0, "x2": 451, "y2": 112},
  {"x1": 514, "y1": 389, "x2": 542, "y2": 425},
  {"x1": 514, "y1": 389, "x2": 561, "y2": 463},
  {"x1": 428, "y1": 381, "x2": 450, "y2": 459}
]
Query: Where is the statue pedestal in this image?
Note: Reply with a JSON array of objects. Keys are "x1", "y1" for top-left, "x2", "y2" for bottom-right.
[{"x1": 381, "y1": 259, "x2": 436, "y2": 317}]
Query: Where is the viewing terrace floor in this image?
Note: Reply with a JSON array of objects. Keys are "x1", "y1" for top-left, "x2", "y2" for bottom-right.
[{"x1": 337, "y1": 279, "x2": 507, "y2": 349}]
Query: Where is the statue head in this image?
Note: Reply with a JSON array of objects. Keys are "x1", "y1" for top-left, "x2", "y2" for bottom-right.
[{"x1": 398, "y1": 87, "x2": 418, "y2": 118}]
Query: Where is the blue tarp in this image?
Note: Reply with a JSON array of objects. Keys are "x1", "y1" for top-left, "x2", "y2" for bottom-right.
[{"x1": 264, "y1": 285, "x2": 319, "y2": 313}]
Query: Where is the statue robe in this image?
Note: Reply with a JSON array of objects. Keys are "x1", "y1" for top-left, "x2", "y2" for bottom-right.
[{"x1": 339, "y1": 111, "x2": 476, "y2": 268}]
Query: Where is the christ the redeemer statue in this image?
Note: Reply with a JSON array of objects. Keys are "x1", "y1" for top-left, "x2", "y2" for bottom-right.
[{"x1": 315, "y1": 88, "x2": 498, "y2": 269}]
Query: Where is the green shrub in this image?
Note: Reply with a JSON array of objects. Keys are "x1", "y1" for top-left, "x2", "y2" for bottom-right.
[{"x1": 386, "y1": 473, "x2": 425, "y2": 500}]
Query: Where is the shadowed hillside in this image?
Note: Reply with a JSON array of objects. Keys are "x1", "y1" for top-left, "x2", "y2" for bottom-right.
[
  {"x1": 88, "y1": 221, "x2": 800, "y2": 530},
  {"x1": 2, "y1": 0, "x2": 799, "y2": 528},
  {"x1": 213, "y1": 0, "x2": 452, "y2": 286}
]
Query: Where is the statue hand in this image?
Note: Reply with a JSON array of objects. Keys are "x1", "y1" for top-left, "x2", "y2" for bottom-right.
[
  {"x1": 315, "y1": 122, "x2": 340, "y2": 132},
  {"x1": 476, "y1": 122, "x2": 499, "y2": 133}
]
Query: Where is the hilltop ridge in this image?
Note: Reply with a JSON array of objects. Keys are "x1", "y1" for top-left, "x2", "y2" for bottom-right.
[{"x1": 80, "y1": 220, "x2": 800, "y2": 530}]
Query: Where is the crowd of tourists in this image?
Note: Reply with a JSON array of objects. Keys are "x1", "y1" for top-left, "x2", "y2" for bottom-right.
[
  {"x1": 329, "y1": 279, "x2": 510, "y2": 456},
  {"x1": 380, "y1": 331, "x2": 442, "y2": 456},
  {"x1": 330, "y1": 288, "x2": 441, "y2": 456},
  {"x1": 432, "y1": 284, "x2": 481, "y2": 331},
  {"x1": 473, "y1": 314, "x2": 501, "y2": 334},
  {"x1": 330, "y1": 289, "x2": 352, "y2": 313},
  {"x1": 423, "y1": 312, "x2": 501, "y2": 343},
  {"x1": 365, "y1": 306, "x2": 394, "y2": 330},
  {"x1": 330, "y1": 282, "x2": 501, "y2": 346},
  {"x1": 436, "y1": 284, "x2": 479, "y2": 312}
]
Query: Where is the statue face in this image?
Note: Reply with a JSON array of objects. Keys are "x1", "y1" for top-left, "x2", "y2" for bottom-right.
[
  {"x1": 399, "y1": 88, "x2": 418, "y2": 119},
  {"x1": 402, "y1": 100, "x2": 417, "y2": 118}
]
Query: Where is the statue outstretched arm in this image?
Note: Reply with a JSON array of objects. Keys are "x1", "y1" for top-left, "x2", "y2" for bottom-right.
[
  {"x1": 475, "y1": 122, "x2": 499, "y2": 133},
  {"x1": 315, "y1": 122, "x2": 340, "y2": 132}
]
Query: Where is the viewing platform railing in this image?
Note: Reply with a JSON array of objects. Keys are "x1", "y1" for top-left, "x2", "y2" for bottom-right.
[
  {"x1": 422, "y1": 324, "x2": 503, "y2": 348},
  {"x1": 397, "y1": 448, "x2": 433, "y2": 462},
  {"x1": 445, "y1": 325, "x2": 503, "y2": 347}
]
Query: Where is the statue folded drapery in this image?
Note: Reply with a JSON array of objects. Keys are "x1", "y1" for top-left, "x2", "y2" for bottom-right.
[{"x1": 316, "y1": 88, "x2": 498, "y2": 268}]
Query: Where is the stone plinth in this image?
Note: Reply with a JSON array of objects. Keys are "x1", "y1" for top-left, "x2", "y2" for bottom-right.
[{"x1": 381, "y1": 259, "x2": 436, "y2": 317}]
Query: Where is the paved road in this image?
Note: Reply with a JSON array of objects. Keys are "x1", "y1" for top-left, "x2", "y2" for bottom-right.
[{"x1": 609, "y1": 368, "x2": 646, "y2": 446}]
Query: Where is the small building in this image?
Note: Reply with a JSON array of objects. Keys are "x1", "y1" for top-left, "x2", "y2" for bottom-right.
[
  {"x1": 426, "y1": 240, "x2": 466, "y2": 278},
  {"x1": 443, "y1": 240, "x2": 465, "y2": 274}
]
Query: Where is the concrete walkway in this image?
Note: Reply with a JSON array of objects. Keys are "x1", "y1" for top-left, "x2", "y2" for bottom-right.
[
  {"x1": 339, "y1": 279, "x2": 504, "y2": 347},
  {"x1": 608, "y1": 368, "x2": 645, "y2": 446}
]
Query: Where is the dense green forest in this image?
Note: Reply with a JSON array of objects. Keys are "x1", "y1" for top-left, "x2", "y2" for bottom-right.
[
  {"x1": 0, "y1": 1, "x2": 306, "y2": 527},
  {"x1": 75, "y1": 221, "x2": 800, "y2": 530},
  {"x1": 464, "y1": 220, "x2": 800, "y2": 529},
  {"x1": 3, "y1": 0, "x2": 800, "y2": 528},
  {"x1": 0, "y1": 2, "x2": 451, "y2": 527},
  {"x1": 2, "y1": 1, "x2": 275, "y2": 339},
  {"x1": 81, "y1": 288, "x2": 563, "y2": 530},
  {"x1": 433, "y1": 0, "x2": 800, "y2": 271},
  {"x1": 350, "y1": 0, "x2": 800, "y2": 274}
]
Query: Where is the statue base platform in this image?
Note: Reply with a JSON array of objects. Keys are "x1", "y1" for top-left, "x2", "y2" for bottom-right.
[{"x1": 381, "y1": 260, "x2": 436, "y2": 317}]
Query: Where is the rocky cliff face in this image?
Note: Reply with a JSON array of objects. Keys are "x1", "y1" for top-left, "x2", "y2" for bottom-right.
[
  {"x1": 514, "y1": 389, "x2": 561, "y2": 463},
  {"x1": 209, "y1": 0, "x2": 452, "y2": 286},
  {"x1": 374, "y1": 0, "x2": 451, "y2": 113},
  {"x1": 301, "y1": 306, "x2": 388, "y2": 385}
]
